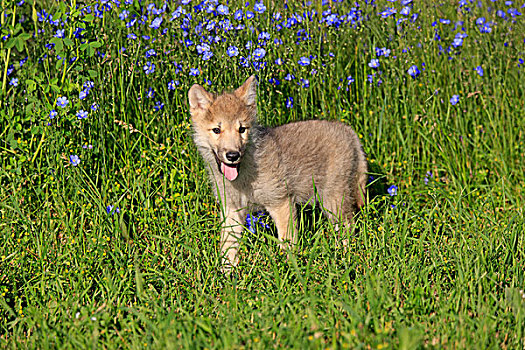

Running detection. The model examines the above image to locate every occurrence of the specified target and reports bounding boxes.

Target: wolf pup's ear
[234,75,257,107]
[188,84,213,114]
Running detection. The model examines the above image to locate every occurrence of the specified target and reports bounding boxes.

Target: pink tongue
[221,162,239,181]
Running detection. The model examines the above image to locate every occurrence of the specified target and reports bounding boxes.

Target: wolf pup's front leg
[220,206,247,270]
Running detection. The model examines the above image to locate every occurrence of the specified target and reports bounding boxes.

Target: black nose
[226,151,240,162]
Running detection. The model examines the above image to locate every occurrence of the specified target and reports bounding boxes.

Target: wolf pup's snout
[225,151,241,162]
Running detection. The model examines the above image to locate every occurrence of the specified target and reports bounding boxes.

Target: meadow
[0,0,524,348]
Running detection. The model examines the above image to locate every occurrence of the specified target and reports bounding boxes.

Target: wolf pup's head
[188,76,257,181]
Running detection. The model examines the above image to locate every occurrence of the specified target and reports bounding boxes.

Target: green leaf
[19,33,32,41]
[63,38,74,47]
[55,59,64,70]
[90,40,103,49]
[50,84,60,93]
[58,2,67,14]
[25,79,36,93]
[50,37,64,53]
[14,37,24,52]
[5,37,16,50]
[87,45,95,57]
[70,9,81,18]
[25,102,35,116]
[83,13,95,22]
[88,70,98,78]
[31,125,42,135]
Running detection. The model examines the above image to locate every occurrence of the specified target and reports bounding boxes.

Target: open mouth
[213,152,240,181]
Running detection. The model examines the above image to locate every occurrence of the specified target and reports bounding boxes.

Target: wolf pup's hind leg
[267,199,297,250]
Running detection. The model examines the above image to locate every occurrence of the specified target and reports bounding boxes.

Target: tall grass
[0,0,524,348]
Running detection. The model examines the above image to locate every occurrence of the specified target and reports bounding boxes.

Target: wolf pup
[189,76,367,268]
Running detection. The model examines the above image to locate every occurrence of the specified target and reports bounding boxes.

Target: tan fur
[188,76,367,269]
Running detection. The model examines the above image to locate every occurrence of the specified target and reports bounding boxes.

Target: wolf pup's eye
[212,128,221,134]
[239,126,246,134]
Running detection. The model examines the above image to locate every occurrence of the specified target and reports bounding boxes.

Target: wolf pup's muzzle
[213,151,241,181]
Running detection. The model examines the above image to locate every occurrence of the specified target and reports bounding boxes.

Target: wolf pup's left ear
[188,84,213,115]
[234,75,257,107]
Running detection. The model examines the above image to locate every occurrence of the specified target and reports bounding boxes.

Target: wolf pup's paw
[220,251,239,274]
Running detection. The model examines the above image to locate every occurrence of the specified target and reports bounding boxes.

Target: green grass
[1,0,524,348]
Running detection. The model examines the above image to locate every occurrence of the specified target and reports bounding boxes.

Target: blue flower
[57,96,69,108]
[269,77,280,85]
[145,49,156,58]
[227,46,239,57]
[474,66,484,76]
[480,23,492,33]
[168,80,177,90]
[254,2,266,14]
[76,110,88,119]
[368,59,380,68]
[245,211,269,233]
[217,4,229,15]
[84,81,94,90]
[387,185,398,196]
[150,16,163,29]
[452,37,463,48]
[70,155,80,166]
[9,78,18,86]
[196,43,210,54]
[286,96,293,108]
[252,48,266,61]
[239,56,249,68]
[450,95,460,105]
[49,109,57,119]
[54,29,65,38]
[407,65,420,78]
[119,10,129,20]
[79,89,88,100]
[379,8,396,18]
[202,51,213,61]
[91,103,99,111]
[300,78,309,88]
[324,14,340,27]
[424,171,433,185]
[258,31,270,41]
[143,61,155,74]
[189,68,200,76]
[246,214,256,234]
[147,88,155,99]
[106,205,120,215]
[154,101,164,111]
[400,6,411,15]
[246,10,254,19]
[375,47,390,57]
[347,76,355,84]
[275,57,283,65]
[234,9,243,20]
[298,56,310,66]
